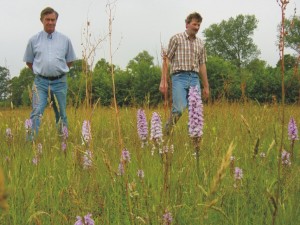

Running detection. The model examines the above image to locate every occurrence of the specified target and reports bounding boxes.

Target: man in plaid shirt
[161,12,209,135]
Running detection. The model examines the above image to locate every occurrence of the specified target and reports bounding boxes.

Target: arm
[159,55,169,94]
[26,62,33,71]
[159,36,177,94]
[66,39,76,69]
[199,63,209,99]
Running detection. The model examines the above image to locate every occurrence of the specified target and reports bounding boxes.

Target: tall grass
[0,101,299,224]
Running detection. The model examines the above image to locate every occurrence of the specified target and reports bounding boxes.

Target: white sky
[1,0,298,77]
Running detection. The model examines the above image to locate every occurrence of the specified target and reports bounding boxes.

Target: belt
[172,70,197,75]
[38,74,65,81]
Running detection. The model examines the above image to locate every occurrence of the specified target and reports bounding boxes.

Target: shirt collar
[184,30,196,40]
[42,30,56,39]
[184,31,189,39]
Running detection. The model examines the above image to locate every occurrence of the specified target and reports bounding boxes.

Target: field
[0,102,299,224]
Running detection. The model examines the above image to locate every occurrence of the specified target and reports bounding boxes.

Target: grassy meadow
[0,101,299,224]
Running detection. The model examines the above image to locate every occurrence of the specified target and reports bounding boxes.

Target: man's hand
[199,63,209,100]
[159,80,168,94]
[160,52,169,95]
[202,86,209,100]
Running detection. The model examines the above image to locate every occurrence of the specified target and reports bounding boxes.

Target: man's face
[186,19,201,37]
[41,12,57,34]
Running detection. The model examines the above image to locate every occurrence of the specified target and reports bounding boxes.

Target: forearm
[159,57,169,94]
[67,62,73,68]
[199,64,209,89]
[26,62,33,71]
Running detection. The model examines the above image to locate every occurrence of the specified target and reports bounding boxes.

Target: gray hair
[40,7,59,21]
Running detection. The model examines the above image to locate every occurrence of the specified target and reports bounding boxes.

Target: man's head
[185,12,202,38]
[40,7,59,34]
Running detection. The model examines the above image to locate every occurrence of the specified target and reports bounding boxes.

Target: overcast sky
[1,0,298,77]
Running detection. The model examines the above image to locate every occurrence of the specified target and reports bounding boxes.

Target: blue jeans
[30,75,68,137]
[172,71,201,116]
[165,71,201,134]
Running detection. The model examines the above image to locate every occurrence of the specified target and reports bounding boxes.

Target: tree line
[0,14,299,107]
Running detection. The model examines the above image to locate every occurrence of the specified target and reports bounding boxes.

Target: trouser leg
[30,78,49,138]
[51,76,68,130]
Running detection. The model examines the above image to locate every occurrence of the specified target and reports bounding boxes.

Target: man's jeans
[30,75,68,137]
[172,71,201,116]
[165,71,201,135]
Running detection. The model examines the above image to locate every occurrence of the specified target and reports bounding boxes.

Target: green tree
[9,77,22,106]
[0,66,10,101]
[92,58,113,106]
[70,59,87,77]
[284,16,300,54]
[67,66,84,107]
[245,59,278,102]
[114,70,134,106]
[284,69,300,103]
[9,67,34,107]
[276,54,297,70]
[126,50,162,106]
[206,56,238,100]
[203,14,260,69]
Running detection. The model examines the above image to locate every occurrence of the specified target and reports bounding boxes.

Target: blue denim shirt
[23,30,76,77]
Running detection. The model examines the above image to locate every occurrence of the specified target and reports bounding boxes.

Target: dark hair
[185,12,202,24]
[40,7,59,21]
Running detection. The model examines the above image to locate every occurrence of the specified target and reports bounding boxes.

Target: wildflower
[150,112,163,143]
[32,156,39,165]
[25,119,33,133]
[74,213,95,225]
[121,148,131,162]
[83,150,92,169]
[137,109,148,144]
[83,213,94,225]
[288,117,298,141]
[161,145,167,154]
[37,143,43,155]
[128,181,139,197]
[259,152,266,158]
[170,144,174,153]
[137,169,144,179]
[188,86,204,138]
[62,125,68,140]
[5,128,13,139]
[161,144,174,154]
[163,211,173,225]
[82,120,92,144]
[151,146,155,156]
[118,162,125,175]
[234,167,243,180]
[230,156,235,162]
[281,150,291,166]
[74,216,83,225]
[61,142,67,152]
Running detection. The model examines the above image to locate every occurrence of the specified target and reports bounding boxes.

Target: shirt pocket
[55,41,67,61]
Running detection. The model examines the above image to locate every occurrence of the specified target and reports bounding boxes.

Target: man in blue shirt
[24,7,76,139]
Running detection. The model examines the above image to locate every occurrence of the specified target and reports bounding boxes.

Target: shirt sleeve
[66,38,77,63]
[167,35,178,60]
[23,39,34,63]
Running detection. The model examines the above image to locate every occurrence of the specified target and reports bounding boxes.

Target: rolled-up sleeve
[167,36,178,60]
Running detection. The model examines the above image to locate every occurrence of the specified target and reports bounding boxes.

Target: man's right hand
[160,53,169,95]
[159,81,168,94]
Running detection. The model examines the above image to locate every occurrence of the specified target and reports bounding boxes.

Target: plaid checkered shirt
[167,31,207,75]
